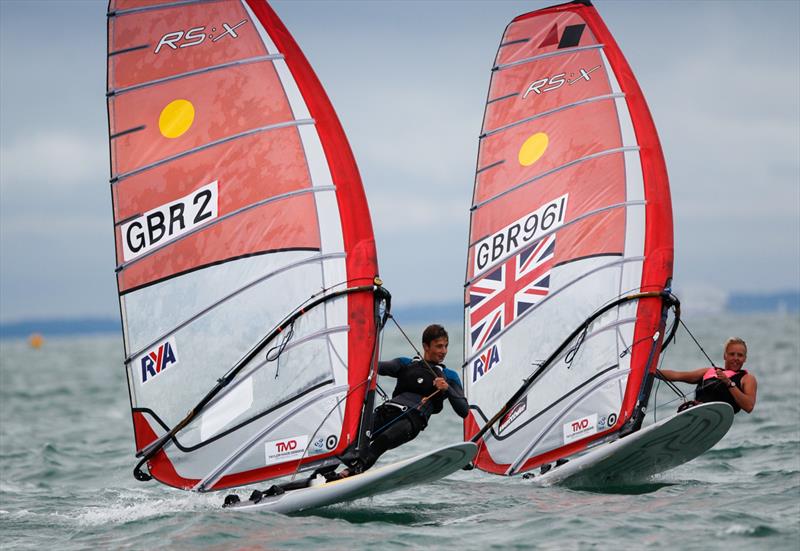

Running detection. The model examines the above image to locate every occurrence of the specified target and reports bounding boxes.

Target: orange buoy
[28,333,44,349]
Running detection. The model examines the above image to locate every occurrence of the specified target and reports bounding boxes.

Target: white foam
[67,491,220,527]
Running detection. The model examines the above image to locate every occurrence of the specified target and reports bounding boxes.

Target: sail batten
[108,55,284,96]
[482,93,624,137]
[474,363,625,443]
[467,203,646,279]
[471,148,639,210]
[463,1,672,475]
[115,185,333,271]
[493,43,604,71]
[132,377,339,454]
[111,119,315,181]
[122,253,345,361]
[193,382,350,491]
[504,371,626,475]
[464,255,645,366]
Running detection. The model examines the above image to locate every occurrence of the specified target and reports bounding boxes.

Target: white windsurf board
[226,441,478,514]
[533,401,734,487]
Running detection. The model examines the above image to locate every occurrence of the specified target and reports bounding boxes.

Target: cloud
[0,130,114,321]
[0,1,797,323]
[1,130,109,232]
[613,2,799,225]
[1,131,107,191]
[370,191,467,233]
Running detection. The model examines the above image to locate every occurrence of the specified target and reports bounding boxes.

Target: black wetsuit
[248,357,469,497]
[359,356,469,470]
[695,369,749,413]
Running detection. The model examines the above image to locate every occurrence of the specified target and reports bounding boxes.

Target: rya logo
[140,337,179,384]
[154,19,249,54]
[473,343,501,384]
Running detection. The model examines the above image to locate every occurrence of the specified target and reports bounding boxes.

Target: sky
[0,0,798,323]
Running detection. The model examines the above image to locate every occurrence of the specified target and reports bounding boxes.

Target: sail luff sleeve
[245,0,379,467]
[579,4,673,421]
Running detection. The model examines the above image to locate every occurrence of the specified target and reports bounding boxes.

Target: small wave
[705,440,783,460]
[702,447,744,460]
[754,469,800,479]
[305,506,424,525]
[722,524,780,537]
[0,479,38,494]
[64,491,220,527]
[1,386,75,401]
[570,481,675,495]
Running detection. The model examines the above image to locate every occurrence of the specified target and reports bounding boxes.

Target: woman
[659,337,757,414]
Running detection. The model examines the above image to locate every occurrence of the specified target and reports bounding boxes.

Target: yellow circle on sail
[518,132,549,166]
[158,99,195,138]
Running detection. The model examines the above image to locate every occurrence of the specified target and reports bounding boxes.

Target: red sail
[108,0,378,490]
[462,1,672,475]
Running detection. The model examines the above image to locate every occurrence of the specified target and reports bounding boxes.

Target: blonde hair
[724,337,747,354]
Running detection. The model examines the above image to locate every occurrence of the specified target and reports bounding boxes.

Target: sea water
[1,314,798,550]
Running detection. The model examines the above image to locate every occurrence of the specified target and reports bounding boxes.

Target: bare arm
[715,370,758,413]
[657,368,707,384]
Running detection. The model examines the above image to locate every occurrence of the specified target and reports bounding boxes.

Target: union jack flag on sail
[469,235,555,351]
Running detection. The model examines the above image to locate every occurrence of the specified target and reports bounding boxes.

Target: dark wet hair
[422,324,448,345]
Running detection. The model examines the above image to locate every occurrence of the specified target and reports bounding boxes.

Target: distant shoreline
[1,291,797,339]
[0,318,123,339]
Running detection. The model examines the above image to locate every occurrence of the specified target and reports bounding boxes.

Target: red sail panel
[109,62,293,177]
[476,97,624,207]
[485,48,611,135]
[468,154,626,280]
[112,129,310,224]
[112,127,316,293]
[494,10,598,67]
[109,1,265,90]
[117,195,320,292]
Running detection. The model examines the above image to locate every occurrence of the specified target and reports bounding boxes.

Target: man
[340,324,469,477]
[237,324,468,501]
[658,337,757,414]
